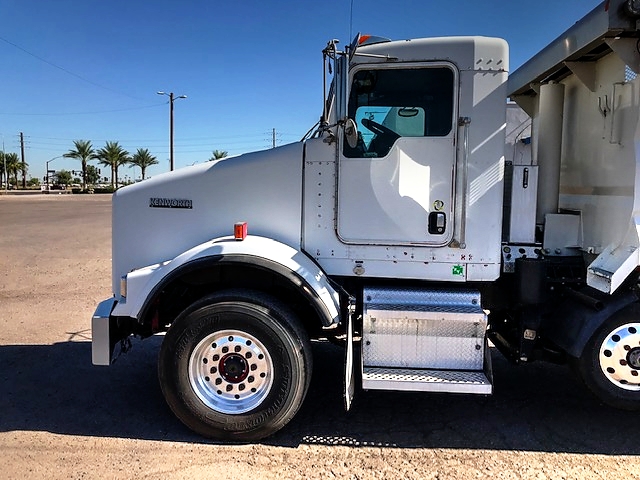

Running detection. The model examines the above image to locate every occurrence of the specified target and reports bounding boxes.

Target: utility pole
[20,132,26,188]
[169,94,175,171]
[272,128,276,149]
[157,91,187,171]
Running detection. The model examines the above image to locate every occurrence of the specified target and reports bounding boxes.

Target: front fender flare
[111,235,341,327]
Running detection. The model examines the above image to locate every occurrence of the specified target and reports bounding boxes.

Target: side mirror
[344,118,359,148]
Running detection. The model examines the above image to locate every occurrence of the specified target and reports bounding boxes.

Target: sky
[1,0,603,182]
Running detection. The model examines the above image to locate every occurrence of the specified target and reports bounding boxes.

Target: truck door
[338,63,457,245]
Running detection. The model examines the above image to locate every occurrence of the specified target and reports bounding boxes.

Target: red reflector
[234,222,247,240]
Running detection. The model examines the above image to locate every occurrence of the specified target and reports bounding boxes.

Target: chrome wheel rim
[189,329,274,414]
[599,322,640,391]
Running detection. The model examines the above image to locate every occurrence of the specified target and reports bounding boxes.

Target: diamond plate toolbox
[362,287,487,370]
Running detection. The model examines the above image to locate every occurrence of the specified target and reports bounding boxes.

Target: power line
[0,35,144,102]
[24,133,293,145]
[0,103,166,116]
[26,144,269,154]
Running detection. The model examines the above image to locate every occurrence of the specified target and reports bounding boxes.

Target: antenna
[349,0,354,41]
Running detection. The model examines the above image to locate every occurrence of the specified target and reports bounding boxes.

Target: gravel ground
[1,194,640,479]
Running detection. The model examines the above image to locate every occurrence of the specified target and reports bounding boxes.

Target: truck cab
[305,35,507,283]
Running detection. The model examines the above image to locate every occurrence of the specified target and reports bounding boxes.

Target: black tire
[574,304,640,410]
[158,289,312,441]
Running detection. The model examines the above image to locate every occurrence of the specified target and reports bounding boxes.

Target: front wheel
[574,304,640,410]
[158,290,312,441]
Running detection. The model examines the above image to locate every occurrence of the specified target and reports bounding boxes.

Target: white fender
[111,235,341,325]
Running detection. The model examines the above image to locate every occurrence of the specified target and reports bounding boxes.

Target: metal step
[362,367,492,394]
[362,287,487,371]
[359,287,493,395]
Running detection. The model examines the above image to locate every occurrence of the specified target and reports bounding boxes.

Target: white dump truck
[92,0,640,441]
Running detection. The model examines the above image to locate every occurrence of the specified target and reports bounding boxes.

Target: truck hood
[111,142,304,294]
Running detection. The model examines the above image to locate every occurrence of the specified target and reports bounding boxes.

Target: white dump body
[509,0,640,293]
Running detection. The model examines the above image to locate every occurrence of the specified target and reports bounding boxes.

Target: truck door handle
[428,212,446,235]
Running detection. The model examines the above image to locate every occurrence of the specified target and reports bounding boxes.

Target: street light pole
[46,155,63,190]
[157,91,187,171]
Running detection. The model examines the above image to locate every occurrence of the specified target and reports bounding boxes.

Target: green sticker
[452,265,464,276]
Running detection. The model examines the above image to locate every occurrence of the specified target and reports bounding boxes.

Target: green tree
[56,169,72,186]
[208,150,228,161]
[5,153,27,188]
[63,140,94,190]
[129,148,158,180]
[27,177,40,187]
[93,141,130,189]
[86,164,100,185]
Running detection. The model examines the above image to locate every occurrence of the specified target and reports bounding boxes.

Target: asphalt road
[1,194,639,479]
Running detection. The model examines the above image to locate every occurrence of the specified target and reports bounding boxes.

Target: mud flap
[344,309,355,411]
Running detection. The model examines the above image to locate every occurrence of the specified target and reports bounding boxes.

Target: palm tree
[0,152,4,188]
[5,153,27,189]
[208,150,228,161]
[93,141,130,189]
[129,148,158,180]
[63,140,94,190]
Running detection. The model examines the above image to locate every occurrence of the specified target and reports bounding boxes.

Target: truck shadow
[0,339,637,454]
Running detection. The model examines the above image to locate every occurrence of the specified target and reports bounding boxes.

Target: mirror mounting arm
[319,117,358,147]
[321,39,348,126]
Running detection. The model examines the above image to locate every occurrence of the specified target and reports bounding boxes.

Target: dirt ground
[1,194,640,479]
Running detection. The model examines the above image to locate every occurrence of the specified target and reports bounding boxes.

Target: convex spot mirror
[344,118,359,148]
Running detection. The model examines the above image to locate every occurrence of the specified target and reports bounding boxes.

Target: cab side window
[343,67,454,158]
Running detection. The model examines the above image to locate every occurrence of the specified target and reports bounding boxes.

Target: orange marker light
[234,222,248,240]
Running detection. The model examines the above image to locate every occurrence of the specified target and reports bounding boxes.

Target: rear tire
[574,304,640,410]
[158,289,312,441]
